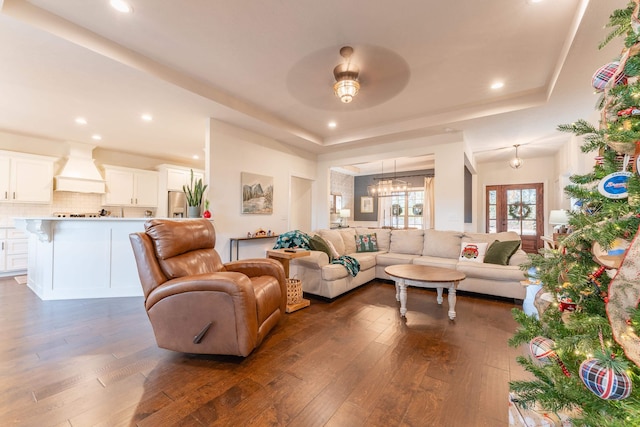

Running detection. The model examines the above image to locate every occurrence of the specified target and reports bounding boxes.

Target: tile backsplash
[0,192,155,227]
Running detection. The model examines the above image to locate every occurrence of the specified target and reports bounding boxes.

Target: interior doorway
[486,183,543,253]
[290,176,313,232]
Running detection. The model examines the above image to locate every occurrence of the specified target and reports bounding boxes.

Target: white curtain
[423,177,435,229]
[377,186,393,227]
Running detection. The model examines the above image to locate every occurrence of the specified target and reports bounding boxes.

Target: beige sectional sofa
[290,227,529,300]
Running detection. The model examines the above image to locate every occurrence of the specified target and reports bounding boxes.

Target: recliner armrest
[145,271,256,310]
[225,258,286,283]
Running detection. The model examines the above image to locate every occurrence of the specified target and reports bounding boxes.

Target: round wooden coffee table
[385,264,466,320]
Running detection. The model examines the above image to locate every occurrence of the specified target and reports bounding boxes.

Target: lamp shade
[340,209,351,218]
[548,209,569,225]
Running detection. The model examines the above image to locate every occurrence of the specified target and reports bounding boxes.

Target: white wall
[554,134,595,210]
[317,132,466,232]
[475,155,556,235]
[206,119,317,261]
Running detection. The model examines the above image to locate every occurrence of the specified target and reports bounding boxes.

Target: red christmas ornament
[203,210,212,219]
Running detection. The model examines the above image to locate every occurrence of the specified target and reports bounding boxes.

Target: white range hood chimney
[54,142,106,194]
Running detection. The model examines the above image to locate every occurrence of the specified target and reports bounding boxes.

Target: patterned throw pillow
[459,242,489,263]
[355,233,378,252]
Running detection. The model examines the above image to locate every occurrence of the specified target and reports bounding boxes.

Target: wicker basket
[286,278,302,305]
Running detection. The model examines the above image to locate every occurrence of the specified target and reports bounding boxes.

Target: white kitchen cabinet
[103,165,158,207]
[166,167,204,191]
[0,151,55,203]
[0,227,28,276]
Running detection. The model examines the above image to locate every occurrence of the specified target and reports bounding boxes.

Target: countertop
[14,217,212,221]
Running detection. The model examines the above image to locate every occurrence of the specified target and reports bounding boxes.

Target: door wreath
[508,202,532,220]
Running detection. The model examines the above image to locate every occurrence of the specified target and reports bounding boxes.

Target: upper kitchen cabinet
[0,151,56,203]
[162,165,204,191]
[102,165,158,207]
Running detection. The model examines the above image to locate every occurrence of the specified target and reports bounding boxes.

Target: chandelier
[367,161,408,197]
[333,46,360,103]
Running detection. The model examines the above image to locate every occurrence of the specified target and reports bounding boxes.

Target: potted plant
[183,169,207,218]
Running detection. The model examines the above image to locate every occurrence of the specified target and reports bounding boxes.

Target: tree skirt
[607,224,640,368]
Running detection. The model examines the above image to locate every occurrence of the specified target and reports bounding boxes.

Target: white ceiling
[0,0,628,170]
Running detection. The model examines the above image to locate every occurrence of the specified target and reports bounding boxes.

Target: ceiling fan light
[334,79,360,103]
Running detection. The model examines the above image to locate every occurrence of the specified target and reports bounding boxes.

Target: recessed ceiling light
[491,82,504,90]
[92,134,102,141]
[141,114,153,122]
[328,121,337,128]
[192,155,199,160]
[75,117,87,125]
[110,0,132,13]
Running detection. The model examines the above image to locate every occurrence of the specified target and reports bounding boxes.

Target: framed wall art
[361,196,374,213]
[241,172,273,214]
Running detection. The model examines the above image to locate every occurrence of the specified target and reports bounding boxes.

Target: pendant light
[509,144,524,169]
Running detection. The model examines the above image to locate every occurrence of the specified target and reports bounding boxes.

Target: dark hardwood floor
[0,276,529,426]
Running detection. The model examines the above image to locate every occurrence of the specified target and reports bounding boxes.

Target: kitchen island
[15,217,180,300]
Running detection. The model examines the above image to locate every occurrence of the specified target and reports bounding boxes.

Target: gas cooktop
[52,212,100,218]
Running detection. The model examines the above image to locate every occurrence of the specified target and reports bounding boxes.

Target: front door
[486,183,543,253]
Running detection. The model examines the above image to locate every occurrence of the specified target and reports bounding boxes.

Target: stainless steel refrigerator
[168,191,187,218]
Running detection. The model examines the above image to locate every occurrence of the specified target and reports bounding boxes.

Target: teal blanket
[332,255,360,277]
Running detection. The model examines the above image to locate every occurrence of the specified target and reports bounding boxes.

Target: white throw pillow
[459,242,489,263]
[325,239,341,259]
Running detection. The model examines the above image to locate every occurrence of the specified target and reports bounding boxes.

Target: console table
[229,234,279,261]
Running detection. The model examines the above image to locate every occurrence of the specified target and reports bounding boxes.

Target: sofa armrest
[291,250,330,269]
[509,250,529,266]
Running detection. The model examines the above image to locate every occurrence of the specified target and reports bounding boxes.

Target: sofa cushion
[423,229,463,258]
[355,233,378,252]
[459,242,489,263]
[509,250,529,266]
[321,263,350,281]
[456,261,527,282]
[390,229,424,255]
[309,234,334,262]
[376,252,417,266]
[339,228,357,255]
[484,240,521,265]
[412,255,458,269]
[350,252,377,270]
[319,229,346,256]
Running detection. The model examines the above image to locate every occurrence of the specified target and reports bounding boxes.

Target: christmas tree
[509,2,640,426]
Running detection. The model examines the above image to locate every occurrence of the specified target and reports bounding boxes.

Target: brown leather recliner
[129,219,286,357]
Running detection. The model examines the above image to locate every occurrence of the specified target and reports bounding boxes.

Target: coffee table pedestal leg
[398,279,408,317]
[447,282,457,320]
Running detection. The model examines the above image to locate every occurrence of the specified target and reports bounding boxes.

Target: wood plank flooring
[0,277,528,426]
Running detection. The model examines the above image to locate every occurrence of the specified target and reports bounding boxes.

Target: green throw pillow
[355,233,378,252]
[309,235,334,261]
[484,240,521,265]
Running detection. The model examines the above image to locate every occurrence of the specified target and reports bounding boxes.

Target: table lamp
[549,209,569,233]
[339,209,351,228]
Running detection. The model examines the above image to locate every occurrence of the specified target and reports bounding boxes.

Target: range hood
[54,142,106,193]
